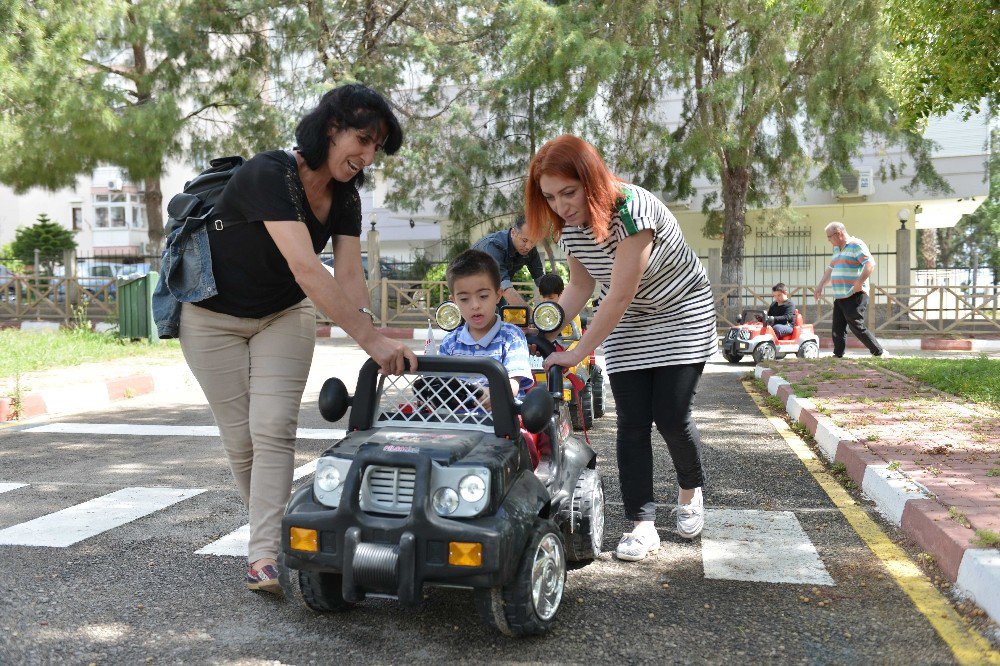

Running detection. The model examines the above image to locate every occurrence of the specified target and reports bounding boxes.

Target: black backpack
[164,156,245,235]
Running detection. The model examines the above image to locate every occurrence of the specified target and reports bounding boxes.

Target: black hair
[513,214,527,230]
[772,282,788,294]
[446,249,502,291]
[294,83,404,188]
[538,272,564,297]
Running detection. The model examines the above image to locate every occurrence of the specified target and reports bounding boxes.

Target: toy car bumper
[281,453,546,605]
[722,338,751,353]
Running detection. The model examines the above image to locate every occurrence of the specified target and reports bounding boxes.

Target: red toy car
[721,309,820,364]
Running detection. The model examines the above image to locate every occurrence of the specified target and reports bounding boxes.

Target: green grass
[0,328,181,379]
[872,356,1000,409]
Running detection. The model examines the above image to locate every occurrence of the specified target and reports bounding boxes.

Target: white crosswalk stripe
[0,487,206,547]
[0,482,28,494]
[195,459,319,557]
[702,508,835,585]
[23,423,347,440]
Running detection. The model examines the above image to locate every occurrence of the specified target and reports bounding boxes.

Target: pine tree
[10,214,77,269]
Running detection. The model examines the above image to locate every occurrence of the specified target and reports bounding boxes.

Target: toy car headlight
[458,474,487,503]
[433,487,460,515]
[435,301,462,331]
[316,465,342,492]
[533,301,564,333]
[314,456,352,508]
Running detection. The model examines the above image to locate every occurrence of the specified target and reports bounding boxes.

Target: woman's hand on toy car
[371,336,418,376]
[543,348,583,372]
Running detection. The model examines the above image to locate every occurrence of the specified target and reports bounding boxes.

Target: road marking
[0,483,28,494]
[0,487,206,548]
[23,423,347,440]
[744,378,1000,665]
[702,508,834,585]
[196,459,318,557]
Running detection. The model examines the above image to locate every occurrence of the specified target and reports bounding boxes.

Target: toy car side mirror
[318,377,352,423]
[736,314,743,324]
[518,386,554,434]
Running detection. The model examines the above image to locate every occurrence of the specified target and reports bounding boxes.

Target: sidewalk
[754,358,1000,626]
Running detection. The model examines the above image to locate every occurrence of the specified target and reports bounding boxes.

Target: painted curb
[320,326,446,341]
[757,365,1000,624]
[1,368,194,422]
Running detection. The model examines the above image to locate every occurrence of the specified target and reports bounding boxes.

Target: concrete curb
[318,326,446,341]
[0,365,196,422]
[753,365,1000,624]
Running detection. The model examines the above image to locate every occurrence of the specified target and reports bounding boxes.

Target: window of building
[93,191,144,228]
[71,206,83,231]
[753,227,812,270]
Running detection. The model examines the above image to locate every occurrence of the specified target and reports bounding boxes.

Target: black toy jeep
[281,310,605,636]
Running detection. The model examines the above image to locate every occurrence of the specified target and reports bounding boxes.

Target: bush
[421,262,450,307]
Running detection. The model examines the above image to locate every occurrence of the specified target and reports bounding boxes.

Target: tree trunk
[720,164,750,292]
[919,228,938,269]
[144,176,165,256]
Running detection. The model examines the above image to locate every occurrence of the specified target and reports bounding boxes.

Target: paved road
[0,342,976,664]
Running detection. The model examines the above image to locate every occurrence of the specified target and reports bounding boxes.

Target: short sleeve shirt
[439,317,534,398]
[195,150,362,318]
[558,184,717,373]
[829,237,873,298]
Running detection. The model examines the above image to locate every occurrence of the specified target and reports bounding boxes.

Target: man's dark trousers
[832,292,883,357]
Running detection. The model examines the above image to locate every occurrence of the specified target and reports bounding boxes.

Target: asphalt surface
[0,342,971,664]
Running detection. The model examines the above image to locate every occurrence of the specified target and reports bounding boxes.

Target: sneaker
[675,488,704,539]
[615,531,660,562]
[246,563,284,595]
[873,350,892,358]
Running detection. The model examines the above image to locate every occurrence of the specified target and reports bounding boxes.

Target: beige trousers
[180,300,315,562]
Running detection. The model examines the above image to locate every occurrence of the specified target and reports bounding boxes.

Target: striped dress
[558,184,717,374]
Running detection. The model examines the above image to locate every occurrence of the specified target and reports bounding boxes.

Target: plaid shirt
[439,316,534,398]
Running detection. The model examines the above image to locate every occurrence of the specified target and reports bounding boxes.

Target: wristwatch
[359,307,376,324]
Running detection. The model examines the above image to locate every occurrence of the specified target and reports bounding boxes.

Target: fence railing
[5,274,998,337]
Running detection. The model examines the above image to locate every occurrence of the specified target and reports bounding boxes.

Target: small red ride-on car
[721,308,819,364]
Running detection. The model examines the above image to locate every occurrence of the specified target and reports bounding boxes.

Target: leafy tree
[883,0,1000,127]
[491,0,949,289]
[10,214,77,269]
[0,0,281,251]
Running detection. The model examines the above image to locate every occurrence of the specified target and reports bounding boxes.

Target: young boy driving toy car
[764,282,796,338]
[438,249,535,409]
[538,272,583,339]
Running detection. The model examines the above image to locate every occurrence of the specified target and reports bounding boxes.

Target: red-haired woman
[527,135,717,562]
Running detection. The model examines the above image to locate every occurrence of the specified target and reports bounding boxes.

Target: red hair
[524,134,622,244]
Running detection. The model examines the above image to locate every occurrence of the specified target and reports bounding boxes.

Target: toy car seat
[780,310,803,341]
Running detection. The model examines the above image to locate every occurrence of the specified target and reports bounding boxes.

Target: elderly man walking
[813,222,885,357]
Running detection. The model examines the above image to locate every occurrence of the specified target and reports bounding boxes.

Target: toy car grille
[361,465,416,515]
[375,372,494,432]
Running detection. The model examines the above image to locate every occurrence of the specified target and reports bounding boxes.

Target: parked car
[51,262,149,301]
[0,264,15,302]
[320,255,400,280]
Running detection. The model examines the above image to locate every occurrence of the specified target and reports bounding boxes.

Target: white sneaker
[675,488,704,539]
[615,531,660,561]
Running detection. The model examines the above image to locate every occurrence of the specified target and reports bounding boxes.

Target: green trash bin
[117,271,159,342]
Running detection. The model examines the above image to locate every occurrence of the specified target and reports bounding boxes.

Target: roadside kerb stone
[753,361,1000,625]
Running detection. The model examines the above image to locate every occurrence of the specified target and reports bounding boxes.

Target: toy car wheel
[723,351,743,364]
[591,367,605,418]
[581,384,594,429]
[298,569,355,613]
[562,468,605,562]
[797,341,819,359]
[475,520,566,637]
[752,342,776,364]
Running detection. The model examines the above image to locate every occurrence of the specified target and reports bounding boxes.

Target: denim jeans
[773,323,793,338]
[832,292,883,356]
[607,362,707,521]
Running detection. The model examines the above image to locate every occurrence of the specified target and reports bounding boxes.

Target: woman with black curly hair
[179,84,418,594]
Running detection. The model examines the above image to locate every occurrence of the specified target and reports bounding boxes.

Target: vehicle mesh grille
[362,466,416,515]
